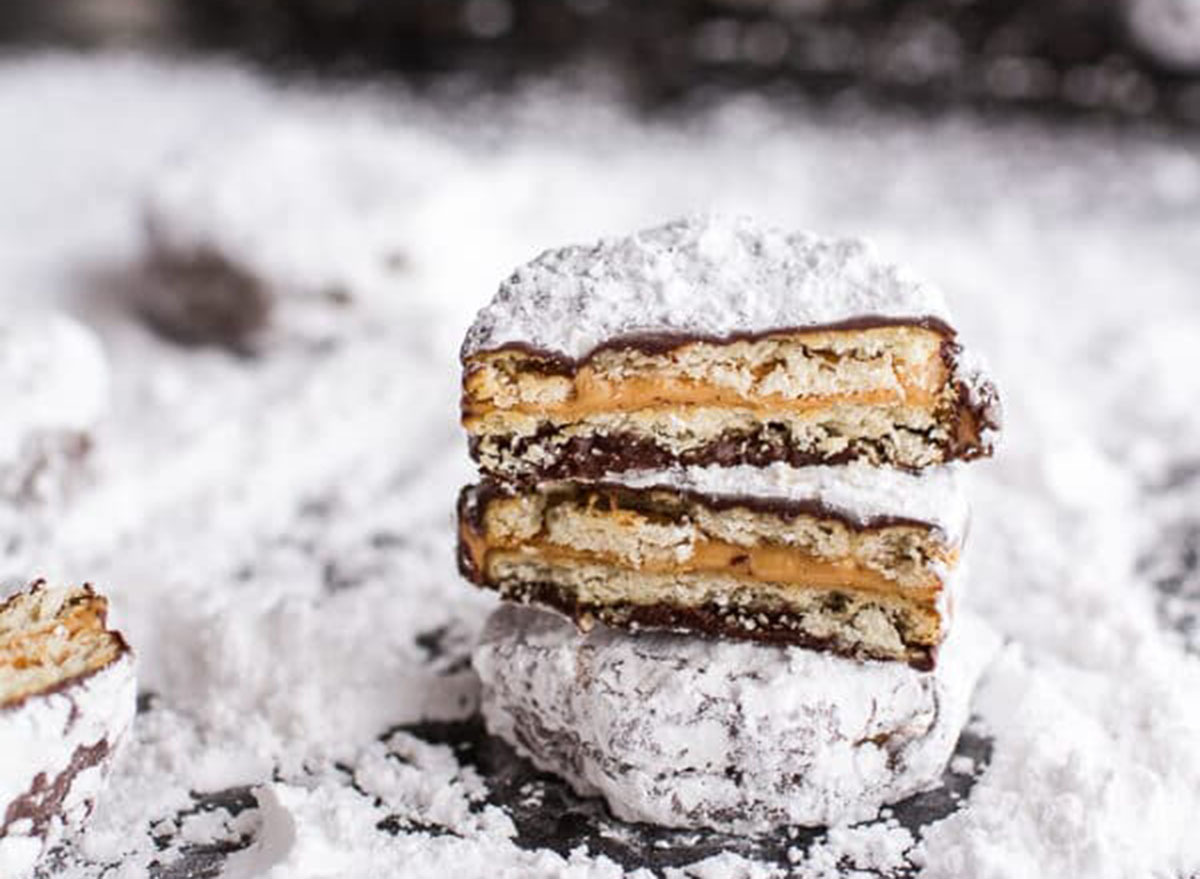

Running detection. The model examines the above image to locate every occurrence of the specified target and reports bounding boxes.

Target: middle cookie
[459,462,967,669]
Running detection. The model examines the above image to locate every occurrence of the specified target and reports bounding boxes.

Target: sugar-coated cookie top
[613,461,969,543]
[463,214,953,361]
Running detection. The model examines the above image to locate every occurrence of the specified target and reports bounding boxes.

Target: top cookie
[463,214,951,362]
[461,216,1000,480]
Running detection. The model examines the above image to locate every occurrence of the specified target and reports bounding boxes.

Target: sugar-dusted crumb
[949,755,976,775]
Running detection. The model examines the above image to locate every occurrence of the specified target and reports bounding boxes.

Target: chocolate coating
[470,416,991,484]
[461,316,958,369]
[477,579,937,671]
[2,739,110,840]
[459,479,944,537]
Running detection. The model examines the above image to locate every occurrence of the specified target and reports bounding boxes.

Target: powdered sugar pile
[1,52,1198,879]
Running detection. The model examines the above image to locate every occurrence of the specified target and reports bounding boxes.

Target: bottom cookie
[473,604,995,833]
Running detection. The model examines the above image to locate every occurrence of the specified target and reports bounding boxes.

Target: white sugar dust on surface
[2,52,1200,878]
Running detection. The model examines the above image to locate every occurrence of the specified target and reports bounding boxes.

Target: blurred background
[7,0,1200,125]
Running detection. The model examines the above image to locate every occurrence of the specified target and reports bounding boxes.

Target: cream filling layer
[463,327,950,421]
[474,488,955,592]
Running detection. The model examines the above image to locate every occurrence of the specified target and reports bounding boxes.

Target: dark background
[6,0,1200,127]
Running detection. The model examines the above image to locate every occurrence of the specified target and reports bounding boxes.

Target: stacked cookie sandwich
[459,216,1000,830]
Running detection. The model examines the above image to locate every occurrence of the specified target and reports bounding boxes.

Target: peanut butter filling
[0,589,123,707]
[461,521,942,605]
[463,327,950,422]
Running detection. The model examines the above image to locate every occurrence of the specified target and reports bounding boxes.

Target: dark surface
[142,714,992,879]
[5,0,1200,128]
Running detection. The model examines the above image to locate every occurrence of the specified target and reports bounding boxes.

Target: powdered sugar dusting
[462,215,953,362]
[0,647,136,877]
[613,462,969,543]
[474,605,996,833]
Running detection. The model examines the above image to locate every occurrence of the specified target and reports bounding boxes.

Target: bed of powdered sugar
[2,52,1200,879]
[474,605,997,833]
[461,214,954,362]
[613,462,969,544]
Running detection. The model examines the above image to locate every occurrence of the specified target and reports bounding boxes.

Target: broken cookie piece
[462,215,1000,482]
[459,462,966,669]
[0,583,136,876]
[474,604,995,832]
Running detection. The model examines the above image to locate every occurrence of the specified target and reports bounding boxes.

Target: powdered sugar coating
[474,605,996,833]
[462,215,954,362]
[0,650,136,878]
[609,461,969,544]
[0,313,108,470]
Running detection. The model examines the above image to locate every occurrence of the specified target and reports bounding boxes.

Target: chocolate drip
[2,738,111,840]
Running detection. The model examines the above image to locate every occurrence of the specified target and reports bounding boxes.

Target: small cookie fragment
[461,215,1000,481]
[0,582,136,876]
[0,314,108,506]
[459,463,966,669]
[473,604,994,833]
